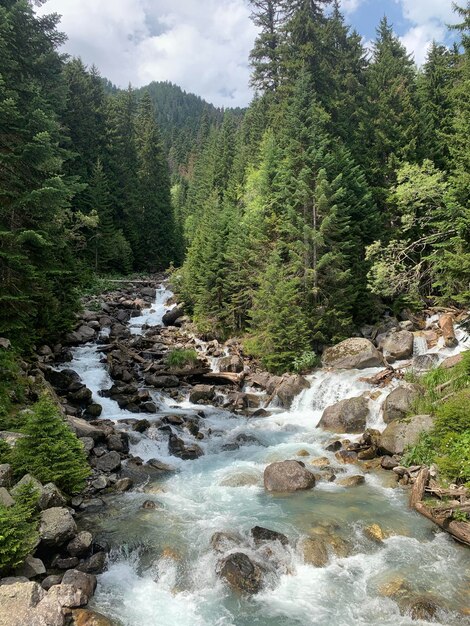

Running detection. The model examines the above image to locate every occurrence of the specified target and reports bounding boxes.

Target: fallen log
[425,485,469,499]
[410,467,430,509]
[202,372,245,386]
[415,501,470,547]
[358,368,397,386]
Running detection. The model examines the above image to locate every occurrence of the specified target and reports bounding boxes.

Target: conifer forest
[1,2,470,625]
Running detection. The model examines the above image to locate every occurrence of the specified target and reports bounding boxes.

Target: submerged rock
[300,537,329,567]
[251,526,288,546]
[264,460,316,492]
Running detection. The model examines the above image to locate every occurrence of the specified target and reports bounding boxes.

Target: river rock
[379,414,434,456]
[70,608,115,626]
[41,575,63,591]
[337,475,365,487]
[219,471,261,487]
[94,451,121,472]
[162,306,184,327]
[251,526,288,546]
[322,338,384,370]
[382,384,421,423]
[318,396,369,433]
[67,418,105,442]
[189,385,215,404]
[218,553,264,595]
[219,355,244,373]
[76,552,107,575]
[274,375,310,409]
[44,368,81,392]
[66,325,96,345]
[114,477,133,492]
[412,353,439,372]
[440,353,463,369]
[264,460,316,492]
[145,375,180,388]
[38,483,66,510]
[67,532,93,557]
[0,464,12,488]
[381,455,400,470]
[0,581,45,626]
[168,434,203,460]
[404,596,441,621]
[60,570,96,605]
[106,432,129,454]
[364,523,386,543]
[39,507,77,547]
[300,537,329,567]
[14,555,46,579]
[377,330,414,362]
[211,531,244,553]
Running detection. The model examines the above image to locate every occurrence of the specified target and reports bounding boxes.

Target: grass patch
[402,351,470,485]
[166,348,199,369]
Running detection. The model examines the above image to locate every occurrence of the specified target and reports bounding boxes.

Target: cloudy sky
[37,0,458,108]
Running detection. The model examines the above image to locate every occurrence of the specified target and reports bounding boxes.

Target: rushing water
[65,288,470,626]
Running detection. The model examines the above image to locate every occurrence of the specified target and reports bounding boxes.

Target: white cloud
[397,0,456,64]
[340,0,365,15]
[37,0,257,107]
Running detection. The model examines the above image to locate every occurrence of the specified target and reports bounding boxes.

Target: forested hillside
[175,0,470,372]
[1,0,469,372]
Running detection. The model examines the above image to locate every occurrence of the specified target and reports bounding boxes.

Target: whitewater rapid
[65,288,470,626]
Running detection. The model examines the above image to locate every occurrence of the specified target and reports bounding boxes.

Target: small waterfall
[413,335,428,356]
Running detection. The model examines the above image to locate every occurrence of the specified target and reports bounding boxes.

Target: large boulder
[382,384,421,423]
[94,451,121,473]
[0,464,12,488]
[412,353,439,373]
[219,355,244,373]
[44,369,81,393]
[274,375,310,409]
[145,374,180,389]
[162,306,184,327]
[60,570,96,605]
[168,434,203,460]
[318,396,369,433]
[0,581,45,626]
[66,325,96,345]
[439,313,458,348]
[379,414,434,456]
[218,553,264,595]
[67,418,105,442]
[39,507,77,548]
[322,338,384,370]
[264,460,316,492]
[70,609,115,626]
[377,330,414,362]
[189,385,215,404]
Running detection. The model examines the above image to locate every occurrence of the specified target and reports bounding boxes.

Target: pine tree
[12,395,90,495]
[249,0,285,94]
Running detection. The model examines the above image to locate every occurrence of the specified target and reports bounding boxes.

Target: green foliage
[403,352,470,484]
[0,483,40,575]
[166,348,199,369]
[292,351,320,374]
[11,396,90,495]
[0,350,27,431]
[0,439,11,465]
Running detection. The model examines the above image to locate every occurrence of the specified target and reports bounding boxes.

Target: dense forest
[1,0,469,372]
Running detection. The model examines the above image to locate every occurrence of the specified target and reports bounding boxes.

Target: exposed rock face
[39,507,77,547]
[322,338,384,370]
[264,460,316,492]
[377,330,414,362]
[382,384,421,423]
[274,375,310,409]
[218,552,264,594]
[318,396,369,433]
[379,414,434,456]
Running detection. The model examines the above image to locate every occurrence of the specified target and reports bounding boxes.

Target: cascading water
[63,290,470,626]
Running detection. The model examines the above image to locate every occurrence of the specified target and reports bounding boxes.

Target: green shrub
[435,432,470,484]
[0,439,11,465]
[0,350,27,431]
[166,348,199,369]
[0,483,39,575]
[11,395,90,494]
[402,431,435,467]
[292,351,320,374]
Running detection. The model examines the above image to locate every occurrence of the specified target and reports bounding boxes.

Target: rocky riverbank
[1,277,469,625]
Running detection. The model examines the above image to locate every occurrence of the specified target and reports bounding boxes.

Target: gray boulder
[0,581,45,626]
[322,338,384,370]
[67,417,105,442]
[0,488,14,507]
[162,306,184,327]
[189,385,215,404]
[377,329,414,362]
[382,384,421,423]
[38,483,66,510]
[14,556,46,579]
[379,414,434,456]
[145,374,180,388]
[219,355,244,373]
[264,460,316,492]
[66,531,93,558]
[274,375,310,409]
[412,353,440,373]
[39,507,77,547]
[66,325,96,345]
[94,451,121,473]
[318,396,369,433]
[60,570,96,605]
